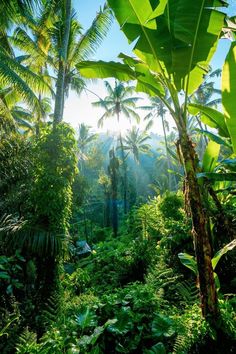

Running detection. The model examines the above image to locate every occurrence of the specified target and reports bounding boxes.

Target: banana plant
[77,0,230,320]
[178,239,236,290]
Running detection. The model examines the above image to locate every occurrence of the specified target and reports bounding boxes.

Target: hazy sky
[63,1,236,135]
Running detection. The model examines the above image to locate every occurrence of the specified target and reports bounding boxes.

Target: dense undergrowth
[1,193,235,353]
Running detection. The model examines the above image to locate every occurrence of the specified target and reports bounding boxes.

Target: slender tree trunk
[178,127,218,319]
[53,0,71,126]
[108,149,119,237]
[119,134,128,214]
[104,190,111,227]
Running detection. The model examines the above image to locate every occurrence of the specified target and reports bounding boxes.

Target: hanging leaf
[188,103,229,137]
[77,60,137,81]
[202,140,220,172]
[222,42,236,153]
[178,253,198,275]
[195,129,232,149]
[212,239,236,270]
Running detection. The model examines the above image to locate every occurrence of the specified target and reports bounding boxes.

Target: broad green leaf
[119,55,165,96]
[152,314,175,338]
[77,60,137,81]
[75,308,97,330]
[212,239,236,270]
[107,307,133,334]
[134,63,165,97]
[202,140,220,172]
[221,158,236,172]
[171,0,226,93]
[188,103,229,137]
[108,0,226,93]
[178,253,198,275]
[196,129,232,149]
[197,172,236,181]
[222,42,236,153]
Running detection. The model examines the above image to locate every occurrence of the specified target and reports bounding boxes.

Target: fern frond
[15,328,38,354]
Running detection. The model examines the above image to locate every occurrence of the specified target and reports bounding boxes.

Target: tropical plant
[77,123,97,169]
[51,1,112,125]
[123,126,151,164]
[139,95,178,190]
[108,148,119,236]
[93,80,141,128]
[77,0,230,320]
[93,80,142,213]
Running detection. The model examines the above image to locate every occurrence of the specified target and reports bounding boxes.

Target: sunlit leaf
[222,42,236,153]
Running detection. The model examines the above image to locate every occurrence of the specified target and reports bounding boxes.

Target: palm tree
[93,80,141,127]
[10,0,57,135]
[123,126,151,164]
[122,127,151,203]
[108,148,119,237]
[51,2,112,125]
[93,80,142,213]
[0,41,50,130]
[191,68,222,108]
[0,85,52,135]
[10,1,112,127]
[139,95,176,190]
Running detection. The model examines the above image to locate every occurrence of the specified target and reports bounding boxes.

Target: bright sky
[64,0,236,135]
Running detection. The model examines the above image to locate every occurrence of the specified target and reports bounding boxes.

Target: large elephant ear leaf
[170,0,227,94]
[108,0,226,94]
[107,0,169,74]
[222,42,236,153]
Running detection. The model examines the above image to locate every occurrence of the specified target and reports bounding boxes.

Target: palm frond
[71,5,112,64]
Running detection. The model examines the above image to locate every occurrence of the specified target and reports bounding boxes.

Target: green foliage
[0,251,25,296]
[172,304,209,354]
[158,193,183,221]
[84,236,154,293]
[32,122,78,234]
[0,132,33,216]
[15,328,38,354]
[222,42,236,153]
[217,297,236,339]
[62,267,91,295]
[178,253,198,275]
[129,193,191,252]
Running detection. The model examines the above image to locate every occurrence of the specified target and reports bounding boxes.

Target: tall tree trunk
[104,190,111,227]
[119,134,128,214]
[108,149,119,237]
[178,127,218,319]
[53,0,71,126]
